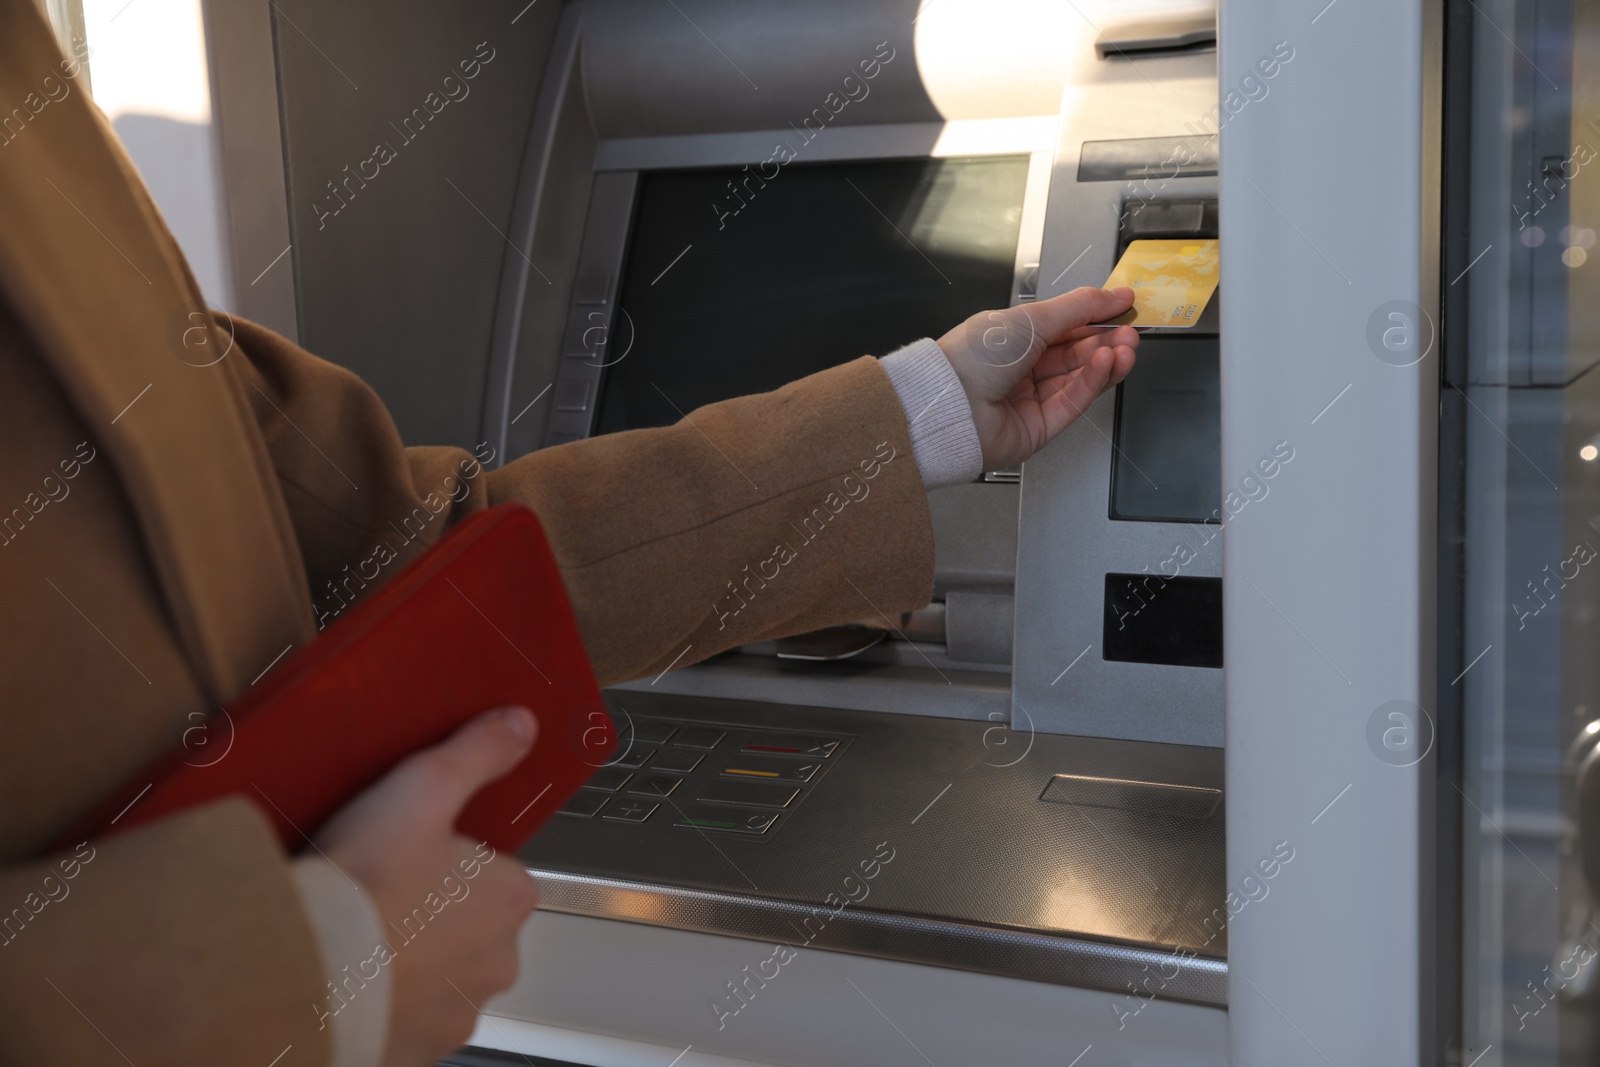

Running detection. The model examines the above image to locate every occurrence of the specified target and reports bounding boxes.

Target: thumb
[405,706,538,819]
[1020,286,1135,345]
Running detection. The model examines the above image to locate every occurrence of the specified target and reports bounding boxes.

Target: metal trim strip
[528,868,1229,1007]
[481,3,585,463]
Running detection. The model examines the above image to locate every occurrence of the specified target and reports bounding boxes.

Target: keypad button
[558,791,608,818]
[673,803,779,835]
[629,720,677,745]
[720,756,821,783]
[601,798,658,823]
[582,767,633,793]
[628,774,682,798]
[649,749,703,774]
[698,780,800,808]
[741,733,840,758]
[673,726,726,750]
[608,744,654,770]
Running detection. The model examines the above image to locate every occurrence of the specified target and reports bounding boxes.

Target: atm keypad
[570,717,847,836]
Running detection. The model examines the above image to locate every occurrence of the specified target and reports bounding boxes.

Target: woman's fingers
[1037,344,1137,437]
[1034,326,1140,378]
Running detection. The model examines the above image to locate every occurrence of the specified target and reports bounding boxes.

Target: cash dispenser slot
[1103,573,1224,669]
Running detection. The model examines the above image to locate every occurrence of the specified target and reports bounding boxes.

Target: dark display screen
[1109,335,1221,523]
[1102,573,1223,669]
[594,155,1029,433]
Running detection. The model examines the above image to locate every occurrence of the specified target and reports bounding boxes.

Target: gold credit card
[1095,239,1219,328]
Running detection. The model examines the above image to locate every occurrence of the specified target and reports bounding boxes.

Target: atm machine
[472,4,1230,1063]
[209,0,1436,1063]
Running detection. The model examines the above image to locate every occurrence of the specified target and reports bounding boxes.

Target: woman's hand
[317,707,542,1067]
[937,286,1140,470]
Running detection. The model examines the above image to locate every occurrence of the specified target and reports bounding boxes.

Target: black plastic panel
[595,156,1028,433]
[1109,338,1221,523]
[1102,573,1223,668]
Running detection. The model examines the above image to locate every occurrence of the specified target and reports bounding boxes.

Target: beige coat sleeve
[232,316,938,686]
[0,2,930,1062]
[0,310,937,1067]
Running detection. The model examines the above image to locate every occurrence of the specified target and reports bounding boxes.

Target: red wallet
[55,503,614,854]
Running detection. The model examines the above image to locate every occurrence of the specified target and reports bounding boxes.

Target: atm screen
[1109,336,1221,523]
[593,155,1030,434]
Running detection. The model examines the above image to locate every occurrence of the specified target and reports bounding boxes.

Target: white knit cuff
[292,857,391,1067]
[879,337,984,489]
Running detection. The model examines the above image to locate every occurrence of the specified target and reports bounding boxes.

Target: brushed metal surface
[203,0,298,340]
[269,0,562,450]
[540,170,635,448]
[579,0,1067,140]
[613,648,1009,721]
[482,912,1230,1067]
[522,691,1227,1001]
[1012,35,1225,748]
[529,869,1227,1007]
[483,4,586,464]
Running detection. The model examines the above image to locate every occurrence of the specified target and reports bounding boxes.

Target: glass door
[1450,0,1600,1062]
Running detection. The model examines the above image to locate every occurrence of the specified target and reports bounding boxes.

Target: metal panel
[531,870,1227,1005]
[1012,364,1225,746]
[1219,1,1438,1064]
[482,4,586,464]
[577,0,1073,139]
[540,171,635,447]
[591,118,1059,171]
[523,692,1228,1002]
[479,912,1229,1067]
[269,0,562,450]
[1013,34,1225,747]
[614,655,1010,721]
[201,0,297,339]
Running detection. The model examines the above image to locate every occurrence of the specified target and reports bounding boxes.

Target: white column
[1220,0,1438,1062]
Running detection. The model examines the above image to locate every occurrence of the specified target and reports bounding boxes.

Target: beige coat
[0,3,936,1063]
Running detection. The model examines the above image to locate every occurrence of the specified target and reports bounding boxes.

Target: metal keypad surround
[558,713,848,839]
[525,691,1228,1005]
